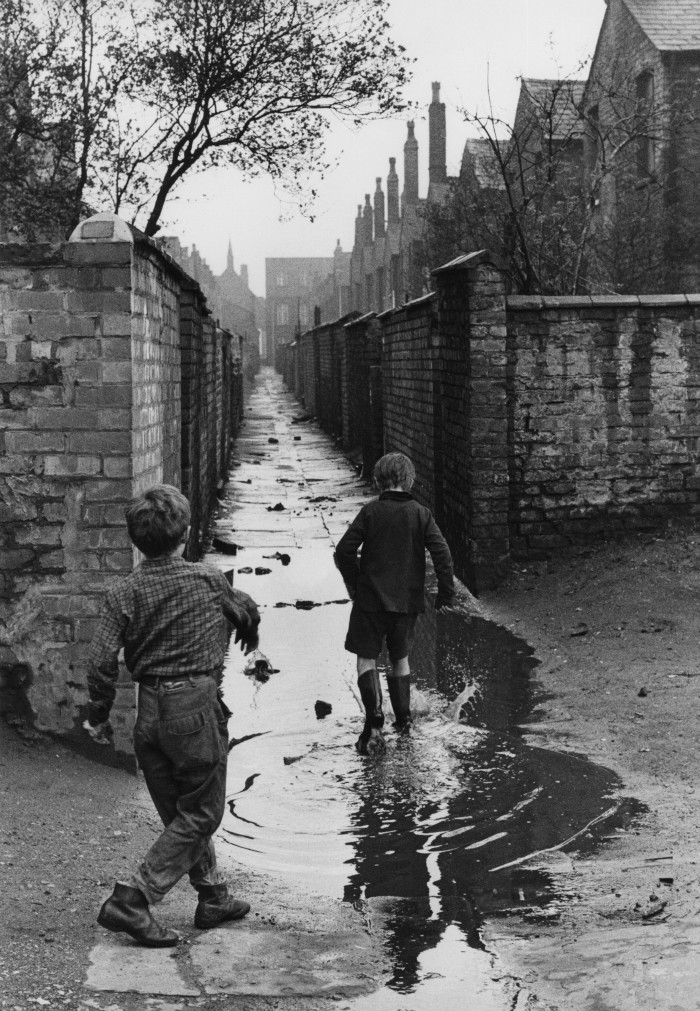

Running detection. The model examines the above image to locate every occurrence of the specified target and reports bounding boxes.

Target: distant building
[265,253,350,365]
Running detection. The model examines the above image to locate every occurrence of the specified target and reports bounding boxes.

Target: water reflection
[219,550,639,997]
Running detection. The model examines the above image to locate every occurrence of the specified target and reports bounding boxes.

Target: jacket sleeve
[333,509,366,598]
[86,592,125,725]
[424,514,456,606]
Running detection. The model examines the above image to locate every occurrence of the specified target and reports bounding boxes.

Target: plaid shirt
[86,556,259,725]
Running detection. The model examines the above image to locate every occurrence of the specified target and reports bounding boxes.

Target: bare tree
[0,0,410,238]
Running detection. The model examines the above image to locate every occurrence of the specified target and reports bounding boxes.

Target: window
[636,72,656,178]
[276,273,286,287]
[299,304,309,326]
[276,303,289,325]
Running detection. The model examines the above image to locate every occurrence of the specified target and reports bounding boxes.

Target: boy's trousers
[131,676,228,904]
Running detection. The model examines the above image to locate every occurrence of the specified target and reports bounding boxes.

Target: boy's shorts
[345,606,417,662]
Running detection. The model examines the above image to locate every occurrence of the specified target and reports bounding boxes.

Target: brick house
[582,0,700,292]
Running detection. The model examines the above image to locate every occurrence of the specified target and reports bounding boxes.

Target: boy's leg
[387,658,412,730]
[386,616,417,730]
[345,607,386,755]
[356,657,386,755]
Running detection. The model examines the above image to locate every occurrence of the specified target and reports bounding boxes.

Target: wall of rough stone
[0,226,246,759]
[280,252,700,593]
[507,292,700,557]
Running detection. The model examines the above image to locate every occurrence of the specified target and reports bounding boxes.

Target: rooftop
[621,0,700,51]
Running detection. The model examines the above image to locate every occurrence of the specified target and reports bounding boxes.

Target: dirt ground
[3,516,700,1009]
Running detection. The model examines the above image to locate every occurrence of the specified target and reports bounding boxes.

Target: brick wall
[280,251,700,594]
[0,222,247,760]
[381,295,439,513]
[507,292,700,556]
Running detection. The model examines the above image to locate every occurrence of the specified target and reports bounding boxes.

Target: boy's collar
[379,490,413,501]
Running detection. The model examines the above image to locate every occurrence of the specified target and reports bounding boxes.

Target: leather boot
[194,884,251,929]
[356,668,385,755]
[97,883,179,947]
[387,675,412,730]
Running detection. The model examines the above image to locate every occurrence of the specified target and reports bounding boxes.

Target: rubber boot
[194,884,251,929]
[387,675,412,731]
[97,883,179,947]
[356,668,386,755]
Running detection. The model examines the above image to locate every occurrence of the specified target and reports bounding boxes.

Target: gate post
[432,251,510,591]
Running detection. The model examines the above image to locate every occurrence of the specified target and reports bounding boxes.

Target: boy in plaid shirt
[86,484,260,947]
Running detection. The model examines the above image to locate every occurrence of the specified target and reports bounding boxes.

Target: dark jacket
[334,491,455,613]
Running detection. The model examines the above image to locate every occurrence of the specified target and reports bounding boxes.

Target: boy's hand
[83,719,113,745]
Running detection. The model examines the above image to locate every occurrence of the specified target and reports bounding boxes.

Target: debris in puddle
[638,687,648,697]
[294,600,319,610]
[212,537,239,554]
[238,567,253,574]
[255,567,272,575]
[641,899,668,920]
[570,622,589,637]
[274,602,291,608]
[283,755,304,765]
[267,502,286,511]
[263,552,291,565]
[308,495,339,504]
[315,700,333,718]
[291,413,312,423]
[268,437,279,444]
[294,435,301,441]
[243,650,278,682]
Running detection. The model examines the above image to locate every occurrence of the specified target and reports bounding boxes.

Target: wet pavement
[86,367,639,1008]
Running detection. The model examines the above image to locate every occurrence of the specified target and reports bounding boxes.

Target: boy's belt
[137,673,213,687]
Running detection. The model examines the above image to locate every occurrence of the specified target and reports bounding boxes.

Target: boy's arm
[424,515,456,608]
[333,511,365,599]
[86,594,125,727]
[222,582,261,653]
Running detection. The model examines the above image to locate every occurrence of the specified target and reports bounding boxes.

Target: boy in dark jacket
[334,453,455,754]
[86,484,260,947]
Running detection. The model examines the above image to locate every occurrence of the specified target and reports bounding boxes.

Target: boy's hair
[125,485,190,558]
[373,452,415,492]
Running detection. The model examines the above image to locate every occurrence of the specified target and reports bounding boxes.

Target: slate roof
[460,138,505,190]
[621,0,700,51]
[519,79,587,139]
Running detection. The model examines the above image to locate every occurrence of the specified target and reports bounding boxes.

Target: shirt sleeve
[86,591,126,725]
[221,578,261,632]
[333,508,366,598]
[424,513,456,605]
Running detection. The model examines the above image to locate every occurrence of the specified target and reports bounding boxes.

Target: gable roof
[621,0,700,51]
[460,138,505,190]
[518,79,587,140]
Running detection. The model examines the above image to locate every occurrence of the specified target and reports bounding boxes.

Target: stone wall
[507,292,700,557]
[280,251,700,593]
[0,220,247,759]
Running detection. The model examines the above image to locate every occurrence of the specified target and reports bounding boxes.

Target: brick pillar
[432,251,510,591]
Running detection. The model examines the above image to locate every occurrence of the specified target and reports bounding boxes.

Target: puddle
[213,542,641,1002]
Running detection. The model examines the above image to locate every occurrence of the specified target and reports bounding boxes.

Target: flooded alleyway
[87,367,636,1009]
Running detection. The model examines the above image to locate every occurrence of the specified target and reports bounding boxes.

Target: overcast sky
[160,0,607,296]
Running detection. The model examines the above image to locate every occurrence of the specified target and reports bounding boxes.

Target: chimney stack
[354,204,363,247]
[374,178,385,239]
[363,194,373,245]
[403,121,419,206]
[429,82,447,185]
[240,264,249,287]
[387,157,400,224]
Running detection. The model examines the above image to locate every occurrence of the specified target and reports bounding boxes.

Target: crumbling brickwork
[0,226,246,756]
[281,252,700,593]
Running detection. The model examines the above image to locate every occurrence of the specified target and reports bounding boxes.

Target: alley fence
[0,215,256,756]
[279,251,700,594]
